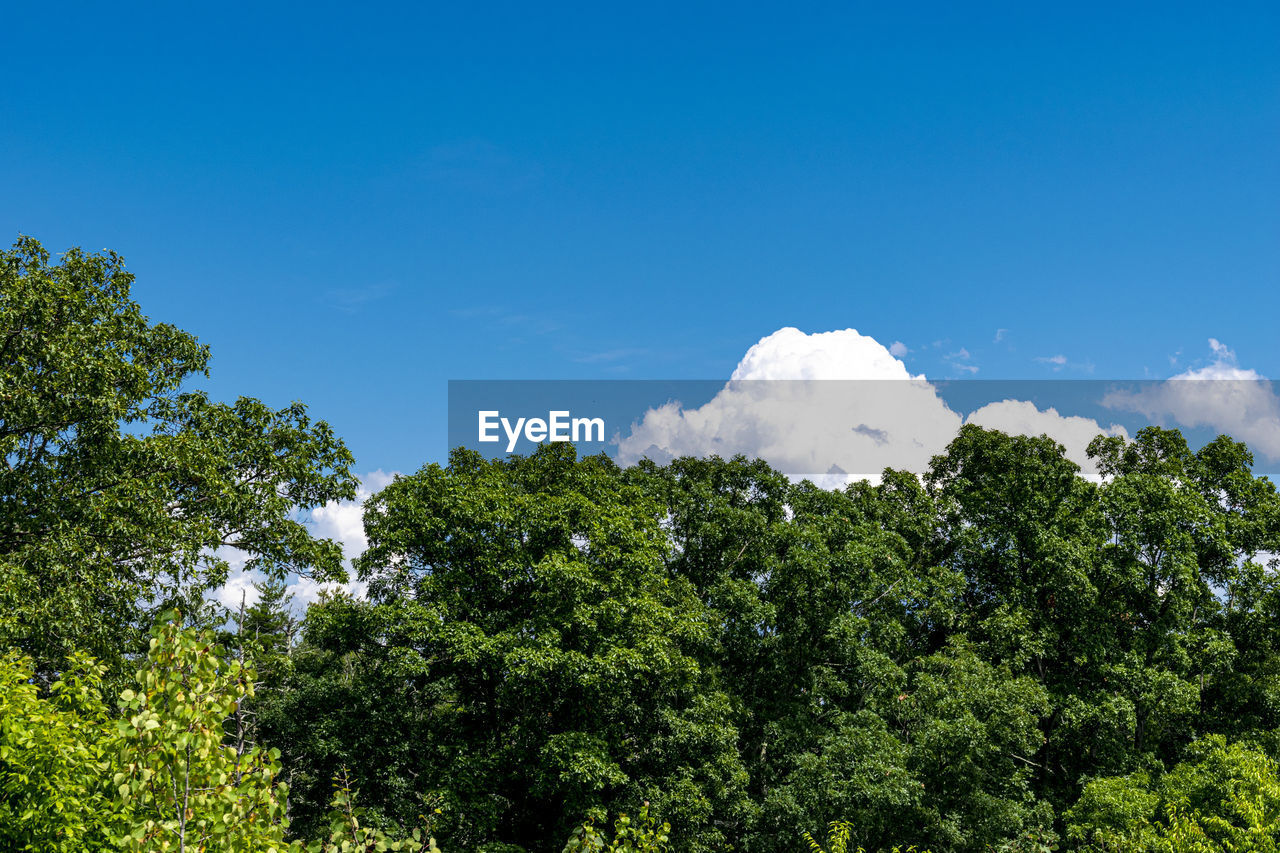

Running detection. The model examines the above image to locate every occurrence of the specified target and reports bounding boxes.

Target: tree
[0,649,115,851]
[0,615,296,852]
[108,616,297,853]
[238,578,300,666]
[1066,736,1280,851]
[0,614,441,853]
[562,805,671,853]
[266,445,753,852]
[0,236,357,683]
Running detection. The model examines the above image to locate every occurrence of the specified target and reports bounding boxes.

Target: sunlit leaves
[0,236,357,681]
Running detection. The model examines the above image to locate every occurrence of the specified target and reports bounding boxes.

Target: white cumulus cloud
[619,325,1131,484]
[617,328,957,484]
[615,327,1129,486]
[728,327,918,381]
[966,400,1127,478]
[211,547,257,610]
[1104,340,1280,461]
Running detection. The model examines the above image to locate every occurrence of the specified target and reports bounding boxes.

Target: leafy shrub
[0,615,440,853]
[562,805,671,853]
[1066,737,1280,852]
[801,820,931,853]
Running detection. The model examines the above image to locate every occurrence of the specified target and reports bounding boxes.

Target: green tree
[254,593,436,842]
[562,804,670,853]
[1,614,441,853]
[108,616,297,852]
[257,427,1280,852]
[1083,430,1280,774]
[0,649,116,851]
[237,577,300,668]
[1067,736,1280,851]
[267,445,752,852]
[627,452,1051,852]
[0,615,297,852]
[0,236,357,683]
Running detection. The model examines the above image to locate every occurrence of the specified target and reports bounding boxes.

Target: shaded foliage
[264,426,1280,852]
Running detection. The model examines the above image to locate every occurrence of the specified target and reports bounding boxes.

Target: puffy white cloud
[617,328,961,484]
[288,469,399,604]
[616,327,1130,486]
[320,470,396,561]
[1103,340,1280,461]
[965,400,1127,477]
[310,468,395,562]
[889,341,909,357]
[309,499,367,563]
[728,327,919,381]
[288,574,370,608]
[211,547,257,610]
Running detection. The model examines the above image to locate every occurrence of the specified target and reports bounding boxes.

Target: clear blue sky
[4,3,1277,475]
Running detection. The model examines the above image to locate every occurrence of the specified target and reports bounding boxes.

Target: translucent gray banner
[448,379,1280,481]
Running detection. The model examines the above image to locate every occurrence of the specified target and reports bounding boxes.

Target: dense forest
[6,238,1280,852]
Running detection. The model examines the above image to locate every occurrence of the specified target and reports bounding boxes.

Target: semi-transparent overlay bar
[448,380,1280,480]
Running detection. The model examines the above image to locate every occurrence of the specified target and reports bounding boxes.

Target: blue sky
[4,2,1278,477]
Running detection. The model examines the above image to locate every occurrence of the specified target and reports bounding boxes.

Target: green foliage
[1067,737,1280,851]
[562,805,671,853]
[14,236,1280,852]
[265,446,751,851]
[801,820,931,853]
[803,820,856,853]
[305,769,442,853]
[260,428,1280,852]
[231,576,300,674]
[0,649,115,851]
[0,615,441,853]
[0,613,300,851]
[0,236,357,683]
[107,614,296,852]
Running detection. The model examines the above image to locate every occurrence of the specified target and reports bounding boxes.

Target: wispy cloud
[945,347,978,374]
[449,306,565,338]
[416,140,543,194]
[326,282,395,313]
[571,347,650,365]
[1034,353,1094,373]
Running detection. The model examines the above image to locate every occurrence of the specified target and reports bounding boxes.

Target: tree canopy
[0,236,357,681]
[259,428,1280,852]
